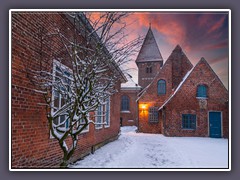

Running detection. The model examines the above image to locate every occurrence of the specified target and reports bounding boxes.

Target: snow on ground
[70,126,228,168]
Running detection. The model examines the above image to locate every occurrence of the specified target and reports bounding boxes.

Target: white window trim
[51,60,72,134]
[95,105,104,129]
[77,114,90,134]
[104,97,111,128]
[120,110,131,113]
[50,60,89,138]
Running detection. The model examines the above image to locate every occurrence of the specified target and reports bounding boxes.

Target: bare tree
[26,12,142,168]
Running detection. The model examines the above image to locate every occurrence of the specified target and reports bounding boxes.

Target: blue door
[209,112,222,138]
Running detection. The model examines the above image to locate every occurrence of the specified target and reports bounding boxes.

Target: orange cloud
[131,13,186,47]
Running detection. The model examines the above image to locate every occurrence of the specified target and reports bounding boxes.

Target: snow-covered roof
[158,68,194,110]
[135,27,163,63]
[121,74,141,90]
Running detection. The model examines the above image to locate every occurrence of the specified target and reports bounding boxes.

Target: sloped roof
[158,57,227,110]
[121,74,141,90]
[158,68,194,110]
[135,27,163,63]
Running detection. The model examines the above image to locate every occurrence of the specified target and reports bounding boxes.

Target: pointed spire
[136,26,163,63]
[173,44,182,52]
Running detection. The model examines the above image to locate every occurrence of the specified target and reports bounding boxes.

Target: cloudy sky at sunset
[91,11,229,88]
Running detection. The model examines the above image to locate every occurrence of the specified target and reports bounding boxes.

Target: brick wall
[137,61,162,89]
[138,45,193,134]
[11,12,122,168]
[120,89,139,126]
[162,59,228,138]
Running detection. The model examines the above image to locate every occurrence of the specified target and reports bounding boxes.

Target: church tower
[136,25,163,89]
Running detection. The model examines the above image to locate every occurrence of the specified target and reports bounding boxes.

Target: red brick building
[120,76,141,126]
[11,12,127,168]
[121,26,229,138]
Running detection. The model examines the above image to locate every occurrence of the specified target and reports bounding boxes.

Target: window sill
[121,111,131,113]
[196,97,208,99]
[95,126,103,130]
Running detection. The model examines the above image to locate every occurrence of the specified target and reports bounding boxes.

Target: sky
[89,11,229,89]
[116,12,229,89]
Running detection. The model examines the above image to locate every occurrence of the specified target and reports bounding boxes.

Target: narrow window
[105,97,110,127]
[95,105,103,129]
[182,114,196,129]
[158,79,166,95]
[197,85,207,98]
[121,95,130,111]
[149,67,152,73]
[52,61,72,130]
[149,107,159,123]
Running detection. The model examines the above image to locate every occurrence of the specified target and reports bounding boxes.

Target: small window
[121,95,130,111]
[149,107,159,123]
[149,67,152,73]
[158,79,166,95]
[182,114,196,129]
[146,66,152,74]
[197,85,207,98]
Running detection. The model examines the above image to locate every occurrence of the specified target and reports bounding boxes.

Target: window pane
[182,114,196,129]
[197,85,207,97]
[52,61,73,131]
[158,80,166,95]
[121,96,129,111]
[149,107,158,123]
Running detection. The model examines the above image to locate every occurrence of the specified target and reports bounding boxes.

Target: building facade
[11,12,127,168]
[120,26,229,138]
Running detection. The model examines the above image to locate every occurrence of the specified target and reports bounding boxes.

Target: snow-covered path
[70,126,228,168]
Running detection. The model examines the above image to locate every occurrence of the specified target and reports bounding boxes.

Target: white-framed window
[77,113,90,133]
[52,60,72,131]
[95,97,111,129]
[95,105,103,129]
[52,60,89,133]
[148,107,159,123]
[104,97,110,128]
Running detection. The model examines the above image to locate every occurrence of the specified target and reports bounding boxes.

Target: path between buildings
[70,126,228,168]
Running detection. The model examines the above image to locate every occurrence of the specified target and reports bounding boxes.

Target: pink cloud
[132,13,186,46]
[207,15,226,34]
[200,40,228,51]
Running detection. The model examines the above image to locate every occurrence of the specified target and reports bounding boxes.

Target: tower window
[146,66,152,74]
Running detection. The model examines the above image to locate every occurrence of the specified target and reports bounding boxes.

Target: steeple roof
[135,27,163,63]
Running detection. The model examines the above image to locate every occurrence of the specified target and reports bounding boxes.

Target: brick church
[120,26,229,138]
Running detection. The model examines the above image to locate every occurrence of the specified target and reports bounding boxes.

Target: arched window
[197,85,207,98]
[158,79,166,95]
[121,96,130,111]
